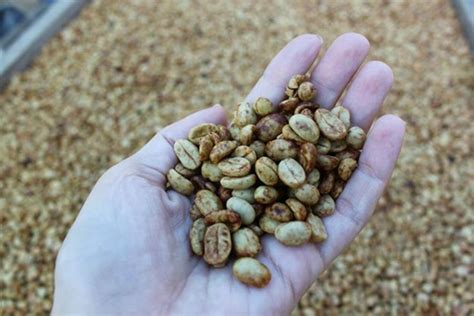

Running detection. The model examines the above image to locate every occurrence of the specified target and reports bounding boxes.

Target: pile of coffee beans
[167,74,366,288]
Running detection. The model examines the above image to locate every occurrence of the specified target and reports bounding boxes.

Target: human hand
[52,33,405,315]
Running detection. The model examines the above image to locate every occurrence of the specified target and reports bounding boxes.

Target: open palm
[53,33,405,315]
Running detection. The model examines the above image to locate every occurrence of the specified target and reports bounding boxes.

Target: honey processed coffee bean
[226,197,256,225]
[278,158,306,188]
[232,258,271,288]
[232,145,257,165]
[235,102,258,127]
[306,213,327,243]
[204,210,241,227]
[275,221,312,246]
[289,114,320,143]
[188,123,219,145]
[285,198,308,221]
[256,113,287,142]
[167,169,194,195]
[265,139,298,161]
[218,157,251,177]
[259,214,281,234]
[220,174,257,190]
[210,140,238,164]
[231,188,256,203]
[232,228,261,257]
[201,161,223,182]
[254,185,279,204]
[346,126,366,149]
[174,163,195,178]
[338,158,357,181]
[189,218,206,256]
[255,157,279,186]
[253,97,273,116]
[312,194,335,217]
[298,142,318,173]
[314,109,347,141]
[174,139,201,170]
[204,223,232,266]
[265,202,293,222]
[195,190,223,216]
[293,183,320,206]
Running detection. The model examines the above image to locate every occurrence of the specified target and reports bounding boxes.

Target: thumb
[130,105,228,185]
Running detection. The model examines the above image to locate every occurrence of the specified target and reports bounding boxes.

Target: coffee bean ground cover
[0,0,472,314]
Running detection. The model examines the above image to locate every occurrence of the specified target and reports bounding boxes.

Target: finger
[246,34,323,105]
[342,61,394,130]
[131,105,228,182]
[311,33,370,108]
[317,114,406,269]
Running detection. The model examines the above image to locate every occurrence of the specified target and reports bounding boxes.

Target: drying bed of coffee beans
[0,0,472,314]
[167,75,366,287]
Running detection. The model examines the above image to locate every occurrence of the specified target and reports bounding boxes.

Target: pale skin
[52,33,405,315]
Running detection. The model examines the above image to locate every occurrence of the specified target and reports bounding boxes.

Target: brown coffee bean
[220,174,257,190]
[204,210,241,228]
[318,172,335,195]
[331,106,351,129]
[249,140,266,158]
[289,114,320,143]
[195,190,223,216]
[298,143,318,173]
[240,124,256,145]
[314,109,347,141]
[232,258,271,288]
[279,97,299,113]
[274,221,312,246]
[174,139,201,170]
[218,157,251,177]
[329,139,347,153]
[199,135,214,161]
[188,123,219,145]
[253,97,273,116]
[203,223,232,266]
[228,121,241,141]
[288,74,308,89]
[338,158,357,181]
[306,213,327,243]
[255,113,287,142]
[297,82,315,101]
[167,169,195,195]
[201,161,223,182]
[189,218,206,256]
[346,126,366,149]
[190,175,216,192]
[294,183,320,206]
[226,197,256,225]
[330,178,345,199]
[232,188,256,203]
[265,139,298,161]
[335,148,360,160]
[316,154,340,171]
[189,204,202,220]
[217,187,232,204]
[255,157,279,186]
[281,124,305,143]
[295,102,318,115]
[232,228,261,257]
[174,163,196,178]
[285,86,296,98]
[285,198,308,221]
[312,194,335,217]
[259,214,281,234]
[252,203,265,217]
[216,125,231,141]
[265,202,294,222]
[209,140,238,164]
[306,169,321,186]
[316,137,332,154]
[232,146,257,165]
[254,185,279,204]
[235,102,258,127]
[278,158,306,188]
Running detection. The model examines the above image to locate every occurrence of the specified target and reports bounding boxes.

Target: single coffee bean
[298,142,318,173]
[248,224,264,236]
[217,186,232,204]
[259,214,281,234]
[254,185,279,204]
[306,213,327,243]
[281,124,305,143]
[306,169,321,186]
[228,121,241,141]
[336,148,360,160]
[265,202,294,222]
[203,223,232,266]
[232,145,257,165]
[338,158,357,181]
[331,106,351,129]
[195,190,223,216]
[265,139,298,161]
[232,228,261,257]
[295,102,318,115]
[240,124,256,145]
[226,197,256,225]
[232,188,256,204]
[174,163,196,178]
[167,169,194,195]
[274,221,312,246]
[314,109,347,141]
[189,204,202,220]
[204,210,241,230]
[312,194,335,217]
[174,139,201,170]
[288,74,308,89]
[289,114,320,143]
[278,158,306,188]
[285,198,308,221]
[190,175,216,192]
[210,140,238,164]
[316,154,340,171]
[220,174,257,190]
[255,113,287,142]
[253,97,273,116]
[201,161,223,182]
[218,157,251,177]
[255,157,279,186]
[199,134,214,161]
[297,81,315,101]
[232,257,271,288]
[329,139,347,153]
[279,97,299,113]
[293,183,320,206]
[346,126,366,149]
[249,140,266,158]
[330,178,345,199]
[189,218,206,256]
[252,203,265,217]
[235,102,258,127]
[188,123,219,145]
[316,137,332,154]
[318,172,335,195]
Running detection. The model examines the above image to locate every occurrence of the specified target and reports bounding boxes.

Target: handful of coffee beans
[167,74,366,288]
